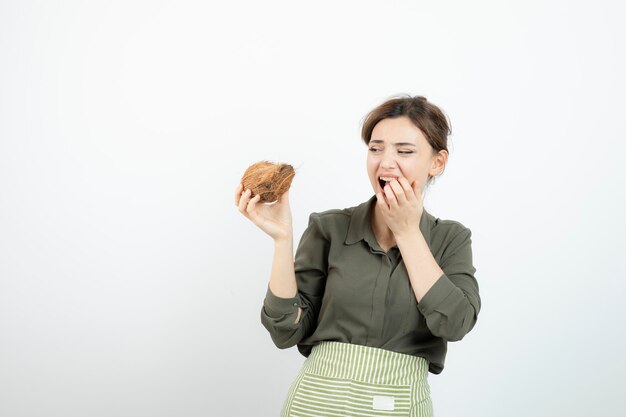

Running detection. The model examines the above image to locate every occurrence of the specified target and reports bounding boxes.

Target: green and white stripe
[280,341,433,417]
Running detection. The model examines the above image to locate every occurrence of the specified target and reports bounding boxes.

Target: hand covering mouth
[378,176,397,189]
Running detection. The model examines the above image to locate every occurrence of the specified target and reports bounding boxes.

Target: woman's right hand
[234,183,293,241]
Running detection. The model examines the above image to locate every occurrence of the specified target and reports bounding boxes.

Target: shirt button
[293,302,298,306]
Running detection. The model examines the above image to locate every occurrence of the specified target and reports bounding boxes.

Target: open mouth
[378,177,398,190]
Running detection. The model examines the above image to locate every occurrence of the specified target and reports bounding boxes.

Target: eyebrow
[369,140,416,147]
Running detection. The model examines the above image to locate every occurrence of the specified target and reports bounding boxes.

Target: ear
[430,150,448,177]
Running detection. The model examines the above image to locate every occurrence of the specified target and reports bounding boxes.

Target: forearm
[261,213,328,345]
[268,236,302,323]
[396,232,444,302]
[397,227,480,341]
[269,236,297,297]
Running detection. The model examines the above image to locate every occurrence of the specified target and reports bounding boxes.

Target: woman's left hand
[376,177,424,239]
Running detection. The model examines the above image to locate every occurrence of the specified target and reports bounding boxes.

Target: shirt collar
[345,194,436,250]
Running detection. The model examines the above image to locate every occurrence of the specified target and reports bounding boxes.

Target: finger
[234,183,244,205]
[411,180,422,198]
[246,194,261,214]
[376,191,389,213]
[238,188,252,213]
[383,182,398,208]
[246,193,261,215]
[388,178,407,204]
[397,177,415,201]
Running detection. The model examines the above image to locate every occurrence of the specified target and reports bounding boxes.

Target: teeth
[379,176,397,181]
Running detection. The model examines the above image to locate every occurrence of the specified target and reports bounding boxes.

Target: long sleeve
[260,213,329,349]
[416,227,481,342]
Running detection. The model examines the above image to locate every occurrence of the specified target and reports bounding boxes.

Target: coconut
[240,161,296,203]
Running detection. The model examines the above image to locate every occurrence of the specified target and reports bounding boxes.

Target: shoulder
[306,202,361,239]
[307,207,351,230]
[435,217,471,234]
[430,216,476,270]
[430,214,473,248]
[313,206,353,221]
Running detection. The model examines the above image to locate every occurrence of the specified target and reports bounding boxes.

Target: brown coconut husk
[241,161,296,203]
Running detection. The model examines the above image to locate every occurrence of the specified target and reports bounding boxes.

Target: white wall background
[1,1,624,416]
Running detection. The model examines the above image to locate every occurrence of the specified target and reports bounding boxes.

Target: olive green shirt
[260,194,481,375]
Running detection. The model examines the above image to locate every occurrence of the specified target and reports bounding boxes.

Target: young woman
[234,95,481,417]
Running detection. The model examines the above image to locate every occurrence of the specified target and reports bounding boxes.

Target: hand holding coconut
[234,161,296,242]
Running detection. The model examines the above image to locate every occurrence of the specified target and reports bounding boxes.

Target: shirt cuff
[263,285,301,317]
[416,273,456,316]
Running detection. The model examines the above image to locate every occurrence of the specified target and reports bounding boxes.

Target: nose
[380,150,398,169]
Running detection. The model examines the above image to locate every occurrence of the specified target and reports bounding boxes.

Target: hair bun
[240,161,296,203]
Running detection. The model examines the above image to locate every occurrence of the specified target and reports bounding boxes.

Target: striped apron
[280,341,433,417]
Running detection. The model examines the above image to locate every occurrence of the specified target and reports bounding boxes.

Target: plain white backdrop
[1,1,625,416]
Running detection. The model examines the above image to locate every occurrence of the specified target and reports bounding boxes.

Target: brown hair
[360,94,451,187]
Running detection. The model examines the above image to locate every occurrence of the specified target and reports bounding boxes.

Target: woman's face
[366,116,443,197]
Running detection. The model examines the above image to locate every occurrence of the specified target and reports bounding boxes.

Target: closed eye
[369,148,414,154]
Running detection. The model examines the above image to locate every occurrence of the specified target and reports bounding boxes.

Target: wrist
[395,229,423,244]
[274,235,293,246]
